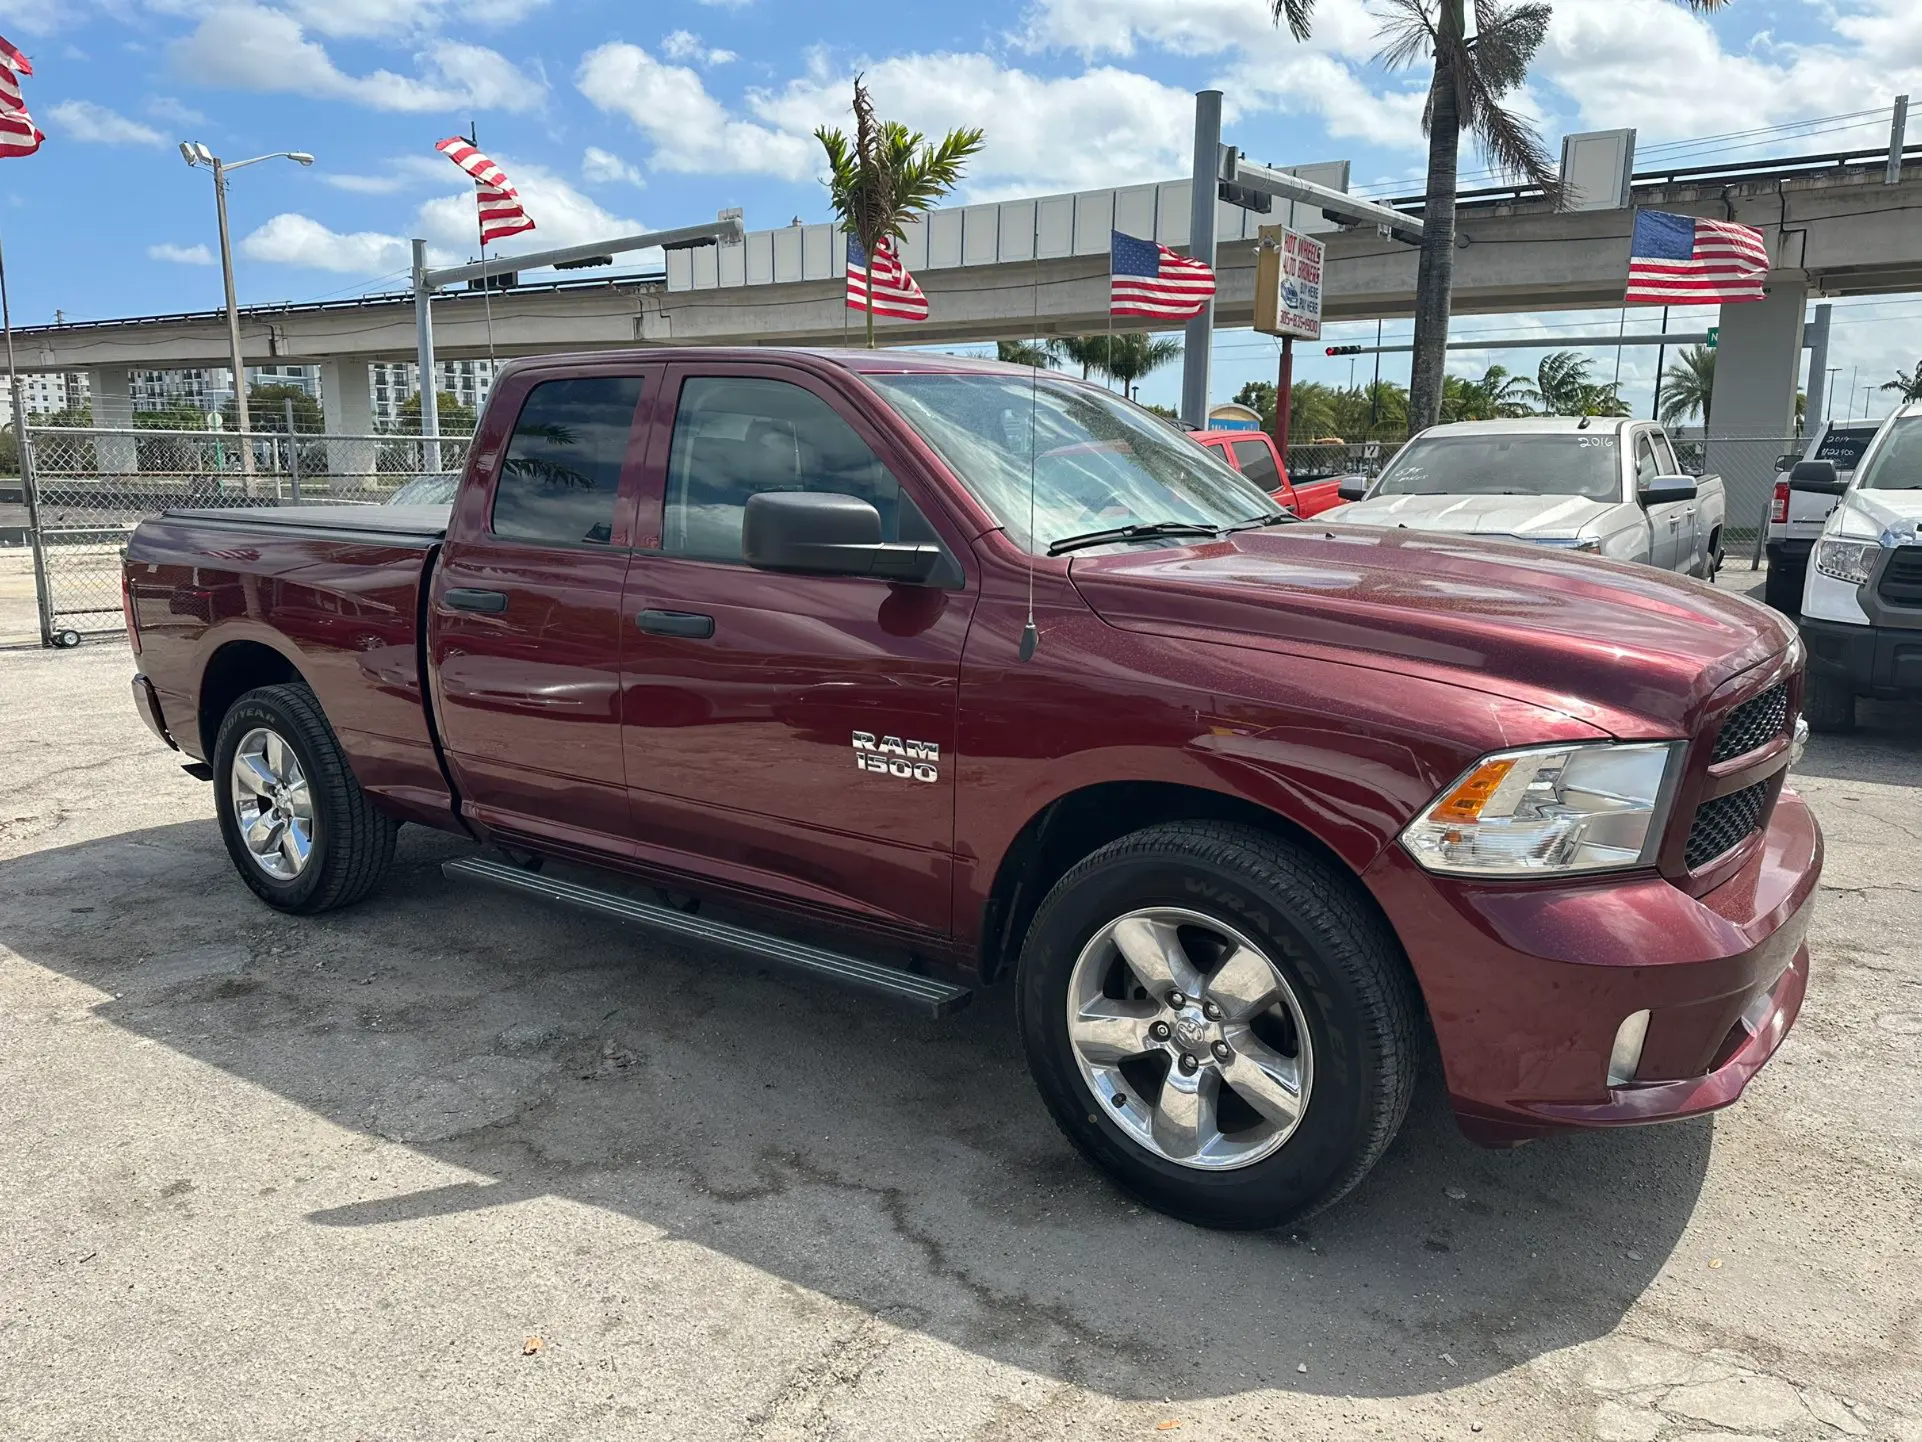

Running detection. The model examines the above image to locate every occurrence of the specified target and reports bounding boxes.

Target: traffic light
[1325,344,1364,356]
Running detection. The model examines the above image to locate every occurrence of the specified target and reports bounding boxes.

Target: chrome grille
[1685,781,1770,870]
[1710,682,1790,764]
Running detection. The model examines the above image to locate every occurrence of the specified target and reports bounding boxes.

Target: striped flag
[846,236,929,321]
[435,136,535,246]
[0,33,43,161]
[1625,210,1770,305]
[1110,230,1214,320]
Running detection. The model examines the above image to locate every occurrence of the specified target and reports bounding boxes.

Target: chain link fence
[10,425,472,645]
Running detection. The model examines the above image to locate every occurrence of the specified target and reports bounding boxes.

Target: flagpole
[471,124,498,380]
[1,228,53,647]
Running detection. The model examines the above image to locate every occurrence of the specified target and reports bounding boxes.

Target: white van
[1796,402,1922,729]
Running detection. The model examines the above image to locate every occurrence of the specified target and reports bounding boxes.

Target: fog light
[1607,1009,1651,1088]
[1790,716,1809,767]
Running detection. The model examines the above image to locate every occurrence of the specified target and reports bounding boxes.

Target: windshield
[1372,432,1621,502]
[1813,426,1878,473]
[1856,417,1922,491]
[864,373,1278,553]
[388,473,459,505]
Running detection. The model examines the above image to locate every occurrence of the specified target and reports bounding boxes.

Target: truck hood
[1327,491,1618,539]
[1068,527,1793,735]
[1827,486,1922,542]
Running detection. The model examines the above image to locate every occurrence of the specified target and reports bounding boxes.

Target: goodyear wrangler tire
[1016,821,1421,1230]
[212,683,397,914]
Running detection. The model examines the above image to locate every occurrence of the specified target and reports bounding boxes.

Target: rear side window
[1230,438,1281,490]
[491,376,645,546]
[663,376,903,562]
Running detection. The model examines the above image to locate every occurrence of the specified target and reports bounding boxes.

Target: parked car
[1763,419,1881,612]
[1795,401,1922,730]
[121,349,1818,1230]
[1329,418,1727,577]
[1191,428,1346,518]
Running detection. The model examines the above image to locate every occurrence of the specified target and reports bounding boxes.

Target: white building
[5,370,89,419]
[369,359,496,430]
[129,365,320,417]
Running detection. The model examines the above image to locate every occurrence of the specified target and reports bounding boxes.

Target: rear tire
[1803,668,1856,734]
[1016,821,1420,1230]
[1763,559,1804,614]
[212,682,397,914]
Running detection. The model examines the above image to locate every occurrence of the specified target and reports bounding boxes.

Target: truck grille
[1685,780,1770,870]
[1876,546,1922,608]
[1710,682,1789,763]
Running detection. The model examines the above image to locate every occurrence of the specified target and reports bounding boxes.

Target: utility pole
[1179,90,1222,429]
[1804,304,1833,433]
[210,156,253,486]
[1889,95,1910,186]
[412,239,440,475]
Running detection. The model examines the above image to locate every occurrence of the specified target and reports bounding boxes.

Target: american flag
[0,33,43,161]
[1110,230,1215,320]
[1625,210,1770,305]
[846,236,929,321]
[435,136,535,246]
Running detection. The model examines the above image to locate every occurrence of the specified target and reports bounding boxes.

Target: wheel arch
[976,780,1393,986]
[198,638,308,760]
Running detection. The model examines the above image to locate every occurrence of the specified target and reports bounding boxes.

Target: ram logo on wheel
[851,731,939,783]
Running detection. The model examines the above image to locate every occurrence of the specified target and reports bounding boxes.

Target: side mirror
[1640,474,1698,505]
[1787,459,1846,495]
[1337,476,1370,502]
[741,491,943,583]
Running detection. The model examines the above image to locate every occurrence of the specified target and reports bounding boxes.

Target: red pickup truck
[122,349,1820,1229]
[1191,428,1346,517]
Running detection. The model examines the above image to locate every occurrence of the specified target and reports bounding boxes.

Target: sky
[3,0,1921,423]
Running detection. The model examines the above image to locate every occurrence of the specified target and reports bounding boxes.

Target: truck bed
[160,504,451,541]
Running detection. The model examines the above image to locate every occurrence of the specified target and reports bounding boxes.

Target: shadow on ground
[0,814,1742,1404]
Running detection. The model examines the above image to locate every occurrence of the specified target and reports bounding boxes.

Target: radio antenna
[1019,206,1040,663]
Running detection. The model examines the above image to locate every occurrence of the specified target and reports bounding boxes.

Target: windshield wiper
[1046,520,1223,556]
[1223,511,1296,533]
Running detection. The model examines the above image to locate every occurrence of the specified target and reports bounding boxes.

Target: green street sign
[1706,327,1718,349]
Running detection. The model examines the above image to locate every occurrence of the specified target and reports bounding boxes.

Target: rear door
[617,363,977,933]
[428,363,659,854]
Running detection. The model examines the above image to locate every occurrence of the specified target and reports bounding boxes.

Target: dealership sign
[1253,224,1324,342]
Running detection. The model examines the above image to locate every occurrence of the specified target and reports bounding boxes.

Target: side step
[442,856,972,1019]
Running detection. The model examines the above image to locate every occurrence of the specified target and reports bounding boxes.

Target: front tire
[1803,667,1856,734]
[1016,821,1420,1230]
[212,682,397,913]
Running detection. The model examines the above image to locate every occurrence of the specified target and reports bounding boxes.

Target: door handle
[443,587,509,613]
[638,609,715,639]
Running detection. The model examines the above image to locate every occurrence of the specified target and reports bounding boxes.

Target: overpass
[12,140,1922,444]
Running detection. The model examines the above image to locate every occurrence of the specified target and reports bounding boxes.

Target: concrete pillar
[1804,303,1833,429]
[88,366,137,475]
[1706,280,1807,545]
[319,357,376,488]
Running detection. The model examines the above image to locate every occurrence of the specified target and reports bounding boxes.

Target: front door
[619,366,976,934]
[430,365,657,854]
[1636,429,1686,570]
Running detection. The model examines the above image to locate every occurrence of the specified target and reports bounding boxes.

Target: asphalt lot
[2,573,1918,1441]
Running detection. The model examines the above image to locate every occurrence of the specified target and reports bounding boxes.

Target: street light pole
[209,156,253,483]
[179,143,314,494]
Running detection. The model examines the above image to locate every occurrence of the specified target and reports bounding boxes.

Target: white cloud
[145,95,208,128]
[322,173,411,194]
[169,4,546,114]
[578,42,815,180]
[662,30,736,66]
[1019,0,1381,62]
[240,213,412,274]
[148,242,215,265]
[283,0,550,39]
[45,99,165,146]
[581,146,644,187]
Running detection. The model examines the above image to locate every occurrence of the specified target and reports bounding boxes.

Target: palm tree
[1881,360,1922,403]
[1442,362,1534,420]
[1054,336,1111,380]
[1272,0,1732,432]
[995,339,1059,369]
[1658,345,1717,427]
[1052,333,1182,393]
[816,77,984,348]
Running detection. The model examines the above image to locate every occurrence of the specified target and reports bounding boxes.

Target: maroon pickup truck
[122,349,1820,1229]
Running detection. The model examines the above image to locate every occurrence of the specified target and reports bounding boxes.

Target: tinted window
[1856,417,1922,491]
[1815,426,1878,472]
[1652,430,1679,476]
[1634,435,1661,486]
[491,376,643,545]
[1230,438,1282,490]
[1374,433,1620,502]
[664,377,903,562]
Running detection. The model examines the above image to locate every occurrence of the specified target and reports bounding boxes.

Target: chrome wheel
[230,726,314,881]
[1066,906,1313,1171]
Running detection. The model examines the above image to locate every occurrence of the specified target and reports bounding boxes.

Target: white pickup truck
[1330,418,1727,577]
[1762,419,1882,612]
[1795,401,1922,730]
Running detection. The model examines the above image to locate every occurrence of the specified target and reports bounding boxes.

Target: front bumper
[1363,790,1821,1146]
[1801,615,1922,700]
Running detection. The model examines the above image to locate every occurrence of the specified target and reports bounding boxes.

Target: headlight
[1401,742,1682,877]
[1813,538,1879,586]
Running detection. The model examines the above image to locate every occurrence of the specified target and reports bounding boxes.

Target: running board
[441,856,972,1019]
